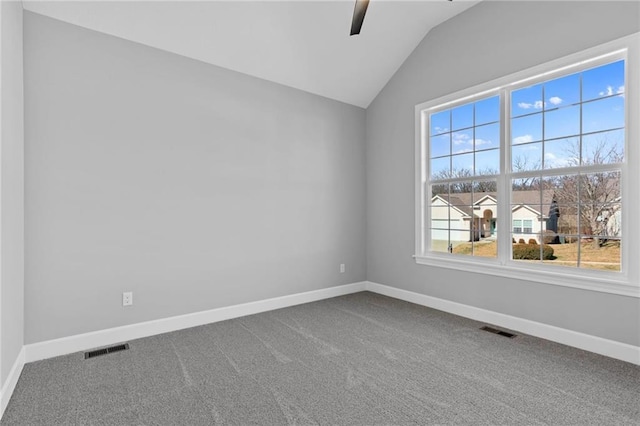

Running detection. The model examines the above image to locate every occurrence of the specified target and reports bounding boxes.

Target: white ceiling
[22,1,479,108]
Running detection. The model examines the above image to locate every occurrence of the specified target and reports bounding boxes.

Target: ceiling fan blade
[350,0,370,36]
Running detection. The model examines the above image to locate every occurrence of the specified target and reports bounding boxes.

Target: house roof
[432,190,556,214]
[435,195,477,218]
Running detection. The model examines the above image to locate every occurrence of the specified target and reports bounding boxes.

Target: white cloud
[548,96,562,105]
[598,85,625,98]
[518,100,545,109]
[434,126,449,134]
[599,86,614,97]
[452,132,471,145]
[598,85,625,97]
[513,134,533,145]
[473,138,491,147]
[545,152,570,168]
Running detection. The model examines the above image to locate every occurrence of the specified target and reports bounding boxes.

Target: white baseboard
[0,347,25,419]
[24,281,367,363]
[19,279,640,367]
[365,281,640,365]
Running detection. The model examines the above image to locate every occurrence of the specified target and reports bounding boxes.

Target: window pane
[475,149,499,175]
[431,217,449,230]
[578,171,620,235]
[511,113,543,144]
[430,133,451,158]
[542,175,578,204]
[544,72,580,109]
[452,103,473,130]
[542,199,579,240]
[582,129,624,165]
[579,202,621,238]
[452,129,474,154]
[431,110,450,135]
[543,240,577,268]
[511,178,544,245]
[430,196,450,225]
[542,175,580,236]
[582,95,624,134]
[582,60,625,102]
[473,180,498,201]
[430,157,450,180]
[473,180,497,241]
[477,204,497,237]
[430,230,450,253]
[544,137,579,169]
[447,184,472,203]
[473,239,497,258]
[578,238,621,271]
[450,226,471,248]
[430,191,452,253]
[544,105,580,139]
[431,183,448,197]
[512,142,542,172]
[475,96,500,125]
[511,83,543,117]
[512,234,530,245]
[474,123,500,150]
[512,177,540,192]
[452,153,474,174]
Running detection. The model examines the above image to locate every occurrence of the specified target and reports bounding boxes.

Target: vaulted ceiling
[22,1,479,107]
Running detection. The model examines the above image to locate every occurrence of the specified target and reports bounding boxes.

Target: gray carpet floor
[2,291,639,425]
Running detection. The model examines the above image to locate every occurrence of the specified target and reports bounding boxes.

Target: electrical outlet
[340,263,346,273]
[122,292,133,307]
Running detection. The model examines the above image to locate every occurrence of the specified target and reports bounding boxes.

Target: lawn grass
[448,239,620,271]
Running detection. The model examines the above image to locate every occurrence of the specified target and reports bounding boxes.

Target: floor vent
[84,343,130,359]
[480,326,516,338]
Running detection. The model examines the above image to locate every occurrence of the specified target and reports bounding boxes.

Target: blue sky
[430,60,625,178]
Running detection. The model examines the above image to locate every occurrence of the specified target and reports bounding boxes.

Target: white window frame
[414,33,640,297]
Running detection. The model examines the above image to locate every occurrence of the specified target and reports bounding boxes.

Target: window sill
[414,254,640,298]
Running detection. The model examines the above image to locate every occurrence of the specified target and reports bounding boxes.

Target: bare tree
[512,154,541,190]
[431,167,497,195]
[553,137,622,248]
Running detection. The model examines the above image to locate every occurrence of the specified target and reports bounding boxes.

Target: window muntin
[429,95,501,179]
[417,39,637,294]
[509,60,624,272]
[428,95,500,258]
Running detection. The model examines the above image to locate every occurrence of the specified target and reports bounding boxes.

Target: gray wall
[1,1,24,385]
[366,1,640,346]
[24,12,366,344]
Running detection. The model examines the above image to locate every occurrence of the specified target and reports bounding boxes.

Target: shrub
[518,238,526,244]
[512,243,554,260]
[512,237,516,244]
[528,238,538,245]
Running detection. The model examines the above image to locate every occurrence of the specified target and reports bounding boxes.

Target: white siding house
[430,190,554,245]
